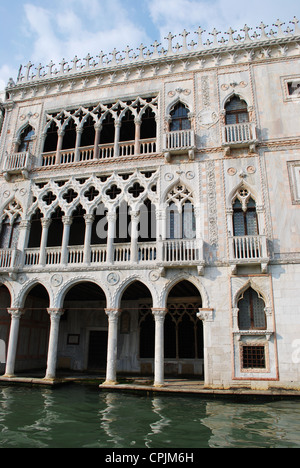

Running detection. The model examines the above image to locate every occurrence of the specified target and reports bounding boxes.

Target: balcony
[41,138,157,167]
[228,235,269,273]
[0,249,20,278]
[17,239,204,274]
[222,122,258,155]
[163,129,196,162]
[2,152,32,180]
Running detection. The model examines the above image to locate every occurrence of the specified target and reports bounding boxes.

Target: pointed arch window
[18,125,35,153]
[225,96,249,125]
[233,190,258,237]
[80,115,96,148]
[0,215,21,249]
[120,110,135,142]
[169,103,191,131]
[43,121,58,153]
[238,288,266,330]
[62,119,76,150]
[167,185,196,240]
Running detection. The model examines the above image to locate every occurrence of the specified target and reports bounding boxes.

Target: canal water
[0,385,300,449]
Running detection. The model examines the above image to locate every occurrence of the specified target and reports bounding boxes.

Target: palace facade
[0,18,300,389]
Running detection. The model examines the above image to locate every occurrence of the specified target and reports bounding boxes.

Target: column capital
[130,210,140,220]
[19,220,31,230]
[152,308,167,321]
[107,212,117,222]
[84,214,95,224]
[47,308,64,320]
[62,216,73,226]
[8,308,25,319]
[41,218,52,228]
[197,308,214,322]
[105,308,122,322]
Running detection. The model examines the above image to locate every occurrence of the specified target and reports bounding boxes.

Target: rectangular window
[288,81,300,96]
[242,345,266,369]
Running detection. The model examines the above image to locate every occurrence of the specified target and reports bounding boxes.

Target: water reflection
[0,386,300,448]
[145,398,171,447]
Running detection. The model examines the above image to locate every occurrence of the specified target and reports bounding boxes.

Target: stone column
[114,121,121,157]
[4,308,25,377]
[61,216,73,265]
[55,130,64,165]
[152,308,167,387]
[106,212,117,264]
[130,210,140,263]
[83,214,95,264]
[74,128,83,162]
[94,123,102,159]
[104,309,121,384]
[39,218,52,266]
[17,220,31,267]
[197,308,214,387]
[45,309,64,380]
[134,118,141,155]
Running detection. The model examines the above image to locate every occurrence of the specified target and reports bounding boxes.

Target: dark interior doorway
[88,330,108,370]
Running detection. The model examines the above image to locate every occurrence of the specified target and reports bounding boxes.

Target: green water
[0,385,300,448]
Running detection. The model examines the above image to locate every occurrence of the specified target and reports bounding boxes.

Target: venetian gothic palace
[0,16,299,390]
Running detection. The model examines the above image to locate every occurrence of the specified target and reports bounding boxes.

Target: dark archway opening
[0,285,12,374]
[61,282,107,372]
[165,280,204,377]
[17,284,50,375]
[43,121,58,153]
[120,281,153,375]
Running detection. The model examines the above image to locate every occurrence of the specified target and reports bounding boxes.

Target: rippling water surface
[0,385,300,448]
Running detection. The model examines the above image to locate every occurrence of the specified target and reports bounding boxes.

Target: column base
[44,375,56,381]
[153,382,165,388]
[2,374,15,379]
[101,380,118,386]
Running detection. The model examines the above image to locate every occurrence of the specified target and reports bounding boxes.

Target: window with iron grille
[242,345,266,369]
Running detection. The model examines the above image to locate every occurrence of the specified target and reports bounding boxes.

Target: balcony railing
[3,152,32,180]
[0,249,20,271]
[40,138,157,167]
[229,235,269,273]
[18,239,204,271]
[163,130,195,161]
[222,122,258,154]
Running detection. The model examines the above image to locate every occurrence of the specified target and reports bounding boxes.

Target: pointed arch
[233,278,271,309]
[226,180,261,209]
[161,274,209,309]
[166,97,191,119]
[222,91,251,112]
[114,275,158,309]
[15,122,36,149]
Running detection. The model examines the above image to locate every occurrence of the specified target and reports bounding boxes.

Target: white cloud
[148,0,299,43]
[0,64,18,95]
[22,0,151,69]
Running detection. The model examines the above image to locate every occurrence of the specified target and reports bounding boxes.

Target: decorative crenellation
[6,17,300,90]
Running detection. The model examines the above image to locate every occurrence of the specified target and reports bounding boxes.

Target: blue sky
[0,0,299,93]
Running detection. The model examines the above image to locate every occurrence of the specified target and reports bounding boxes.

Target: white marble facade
[0,18,300,389]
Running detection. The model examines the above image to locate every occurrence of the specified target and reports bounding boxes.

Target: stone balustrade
[40,138,157,168]
[228,234,269,273]
[1,239,204,272]
[3,152,32,180]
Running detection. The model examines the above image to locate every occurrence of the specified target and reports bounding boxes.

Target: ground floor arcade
[0,277,207,386]
[1,265,298,390]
